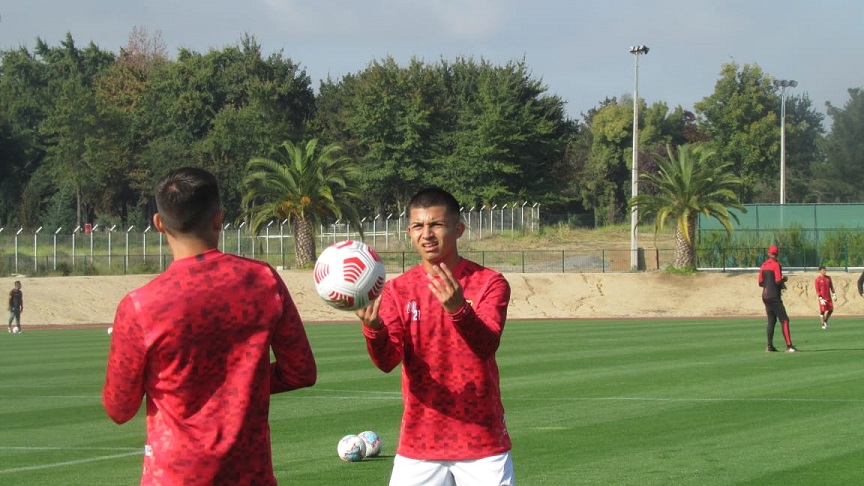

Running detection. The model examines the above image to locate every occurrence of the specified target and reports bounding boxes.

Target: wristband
[447,302,471,321]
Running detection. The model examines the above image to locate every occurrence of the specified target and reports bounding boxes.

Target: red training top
[103,249,317,486]
[363,258,512,460]
[814,274,835,301]
[759,257,784,300]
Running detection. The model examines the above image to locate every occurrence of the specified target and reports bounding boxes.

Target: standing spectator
[7,281,23,333]
[759,245,797,353]
[103,167,317,485]
[355,187,515,486]
[814,265,836,330]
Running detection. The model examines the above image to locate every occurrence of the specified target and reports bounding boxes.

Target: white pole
[53,227,62,270]
[629,45,649,270]
[34,226,43,272]
[774,79,797,204]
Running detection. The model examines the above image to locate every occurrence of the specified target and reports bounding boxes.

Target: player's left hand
[831,292,838,301]
[426,262,465,313]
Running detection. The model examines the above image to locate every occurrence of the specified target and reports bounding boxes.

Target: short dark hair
[408,187,461,219]
[155,167,220,235]
[818,265,826,270]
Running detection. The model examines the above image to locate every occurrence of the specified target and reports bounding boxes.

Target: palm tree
[629,144,746,269]
[242,139,364,267]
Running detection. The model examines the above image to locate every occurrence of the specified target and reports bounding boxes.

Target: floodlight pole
[773,78,797,205]
[629,44,649,270]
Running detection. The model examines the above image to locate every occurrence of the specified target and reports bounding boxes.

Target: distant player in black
[7,281,23,333]
[857,269,864,297]
[759,246,796,353]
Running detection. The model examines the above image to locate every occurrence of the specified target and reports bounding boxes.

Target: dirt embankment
[4,270,861,327]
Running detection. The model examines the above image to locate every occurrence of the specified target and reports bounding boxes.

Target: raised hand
[426,262,465,313]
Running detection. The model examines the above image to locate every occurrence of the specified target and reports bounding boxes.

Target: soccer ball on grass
[337,434,367,462]
[357,430,382,457]
[313,240,386,311]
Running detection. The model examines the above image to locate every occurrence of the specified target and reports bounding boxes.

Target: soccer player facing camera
[356,187,515,486]
[814,265,836,330]
[103,167,317,485]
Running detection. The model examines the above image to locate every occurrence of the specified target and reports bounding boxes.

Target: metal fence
[0,204,547,276]
[0,204,693,275]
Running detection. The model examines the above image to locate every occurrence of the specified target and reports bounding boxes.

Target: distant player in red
[356,187,514,486]
[102,167,317,486]
[814,265,836,330]
[759,245,797,353]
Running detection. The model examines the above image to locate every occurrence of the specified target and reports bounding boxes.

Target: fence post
[53,227,62,270]
[71,228,76,270]
[143,225,151,263]
[159,232,164,271]
[125,225,135,274]
[14,229,22,273]
[108,225,117,271]
[237,221,245,255]
[34,226,43,273]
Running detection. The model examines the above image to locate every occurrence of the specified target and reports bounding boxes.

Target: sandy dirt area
[4,269,863,327]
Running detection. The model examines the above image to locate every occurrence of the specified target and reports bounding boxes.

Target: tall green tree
[435,58,570,207]
[695,63,777,202]
[695,62,825,203]
[815,88,864,201]
[314,56,573,214]
[630,144,745,269]
[581,100,632,225]
[242,139,363,266]
[90,26,169,221]
[31,34,115,227]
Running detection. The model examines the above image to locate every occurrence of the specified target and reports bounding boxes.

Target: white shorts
[389,451,515,486]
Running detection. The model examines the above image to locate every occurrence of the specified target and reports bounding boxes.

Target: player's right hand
[355,296,383,330]
[819,297,827,305]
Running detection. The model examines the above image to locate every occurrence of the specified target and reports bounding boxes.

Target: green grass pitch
[1,317,863,485]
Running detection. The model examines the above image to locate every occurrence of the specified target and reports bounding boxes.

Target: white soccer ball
[337,434,367,462]
[107,327,113,335]
[357,430,382,457]
[11,327,20,334]
[313,240,386,311]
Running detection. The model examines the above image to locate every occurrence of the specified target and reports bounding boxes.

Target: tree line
[1,29,862,233]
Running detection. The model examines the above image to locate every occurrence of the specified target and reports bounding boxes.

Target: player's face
[407,205,464,267]
[820,268,827,276]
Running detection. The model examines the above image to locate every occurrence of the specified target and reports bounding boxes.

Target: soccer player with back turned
[356,187,515,486]
[759,245,797,353]
[102,167,317,485]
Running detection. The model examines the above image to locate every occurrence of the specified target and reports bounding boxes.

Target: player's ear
[212,209,224,232]
[455,220,465,238]
[153,213,167,234]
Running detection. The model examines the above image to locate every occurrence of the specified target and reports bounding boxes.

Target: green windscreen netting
[698,204,864,268]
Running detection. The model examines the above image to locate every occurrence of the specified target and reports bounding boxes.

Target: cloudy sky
[1,0,861,121]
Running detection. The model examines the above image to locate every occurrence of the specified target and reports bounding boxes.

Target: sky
[1,0,862,122]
